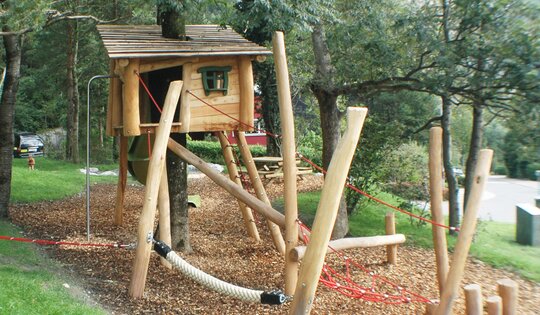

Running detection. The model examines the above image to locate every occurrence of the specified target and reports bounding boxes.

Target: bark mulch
[8,175,540,314]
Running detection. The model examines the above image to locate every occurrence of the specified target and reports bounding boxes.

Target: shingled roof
[96,24,272,59]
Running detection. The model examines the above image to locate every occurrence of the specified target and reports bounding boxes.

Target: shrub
[526,162,540,180]
[493,165,507,175]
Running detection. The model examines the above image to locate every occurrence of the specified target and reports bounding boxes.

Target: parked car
[13,132,45,158]
[453,167,464,177]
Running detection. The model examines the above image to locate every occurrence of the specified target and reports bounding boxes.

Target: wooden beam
[290,234,405,262]
[429,127,449,295]
[122,58,141,136]
[290,107,368,315]
[234,131,286,255]
[139,57,199,73]
[217,132,260,242]
[129,80,183,298]
[273,31,299,296]
[238,55,254,131]
[435,149,493,315]
[114,136,128,226]
[167,138,287,228]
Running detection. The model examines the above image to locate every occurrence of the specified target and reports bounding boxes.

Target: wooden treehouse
[98,24,271,137]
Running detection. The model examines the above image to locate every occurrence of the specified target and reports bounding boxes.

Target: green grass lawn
[275,190,540,283]
[11,156,119,203]
[0,219,106,314]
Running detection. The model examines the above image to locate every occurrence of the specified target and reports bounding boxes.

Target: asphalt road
[443,175,539,223]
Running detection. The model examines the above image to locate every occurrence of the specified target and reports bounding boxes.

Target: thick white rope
[166,251,263,303]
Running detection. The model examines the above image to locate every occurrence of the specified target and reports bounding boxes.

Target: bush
[526,162,540,180]
[493,165,507,175]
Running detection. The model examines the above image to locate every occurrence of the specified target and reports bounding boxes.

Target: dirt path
[9,176,540,314]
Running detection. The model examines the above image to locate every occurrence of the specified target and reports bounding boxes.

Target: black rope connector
[153,240,172,258]
[260,290,287,305]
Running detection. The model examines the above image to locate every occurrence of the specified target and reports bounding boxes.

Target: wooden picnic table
[252,156,313,179]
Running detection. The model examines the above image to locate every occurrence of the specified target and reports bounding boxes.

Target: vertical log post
[385,212,397,264]
[110,60,123,135]
[464,284,482,315]
[272,31,299,296]
[235,131,286,255]
[435,149,493,315]
[217,132,260,242]
[429,127,449,295]
[425,302,439,315]
[158,165,172,269]
[129,81,183,298]
[179,62,192,133]
[497,278,518,315]
[290,107,368,315]
[238,55,254,131]
[487,296,503,315]
[114,136,128,225]
[121,58,141,136]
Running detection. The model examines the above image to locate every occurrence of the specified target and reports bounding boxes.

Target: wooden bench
[516,203,540,246]
[252,156,312,179]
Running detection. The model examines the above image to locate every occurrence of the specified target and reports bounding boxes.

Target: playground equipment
[95,24,504,314]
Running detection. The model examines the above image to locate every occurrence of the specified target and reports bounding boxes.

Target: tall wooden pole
[158,165,172,269]
[114,135,128,225]
[429,127,449,294]
[217,132,260,242]
[121,58,141,136]
[129,81,183,298]
[272,31,299,295]
[235,131,286,255]
[435,149,493,314]
[290,107,367,314]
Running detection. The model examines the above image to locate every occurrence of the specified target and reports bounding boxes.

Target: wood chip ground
[9,175,540,314]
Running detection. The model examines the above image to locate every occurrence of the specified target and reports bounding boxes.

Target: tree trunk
[311,23,348,239]
[158,1,186,40]
[258,64,281,156]
[168,133,191,252]
[442,95,460,234]
[0,32,21,218]
[463,104,483,211]
[157,2,190,251]
[66,19,80,163]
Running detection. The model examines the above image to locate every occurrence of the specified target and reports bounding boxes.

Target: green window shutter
[197,66,232,96]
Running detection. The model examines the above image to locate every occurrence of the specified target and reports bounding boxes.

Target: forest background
[1,0,539,237]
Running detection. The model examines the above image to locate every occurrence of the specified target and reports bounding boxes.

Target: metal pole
[86,74,114,241]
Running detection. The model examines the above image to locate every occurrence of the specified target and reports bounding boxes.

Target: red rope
[0,235,133,249]
[136,72,162,113]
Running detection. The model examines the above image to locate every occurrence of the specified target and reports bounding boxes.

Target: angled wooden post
[217,131,260,242]
[272,31,299,295]
[129,80,183,298]
[235,131,286,255]
[429,127,449,295]
[114,135,128,225]
[435,149,493,315]
[290,107,367,314]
